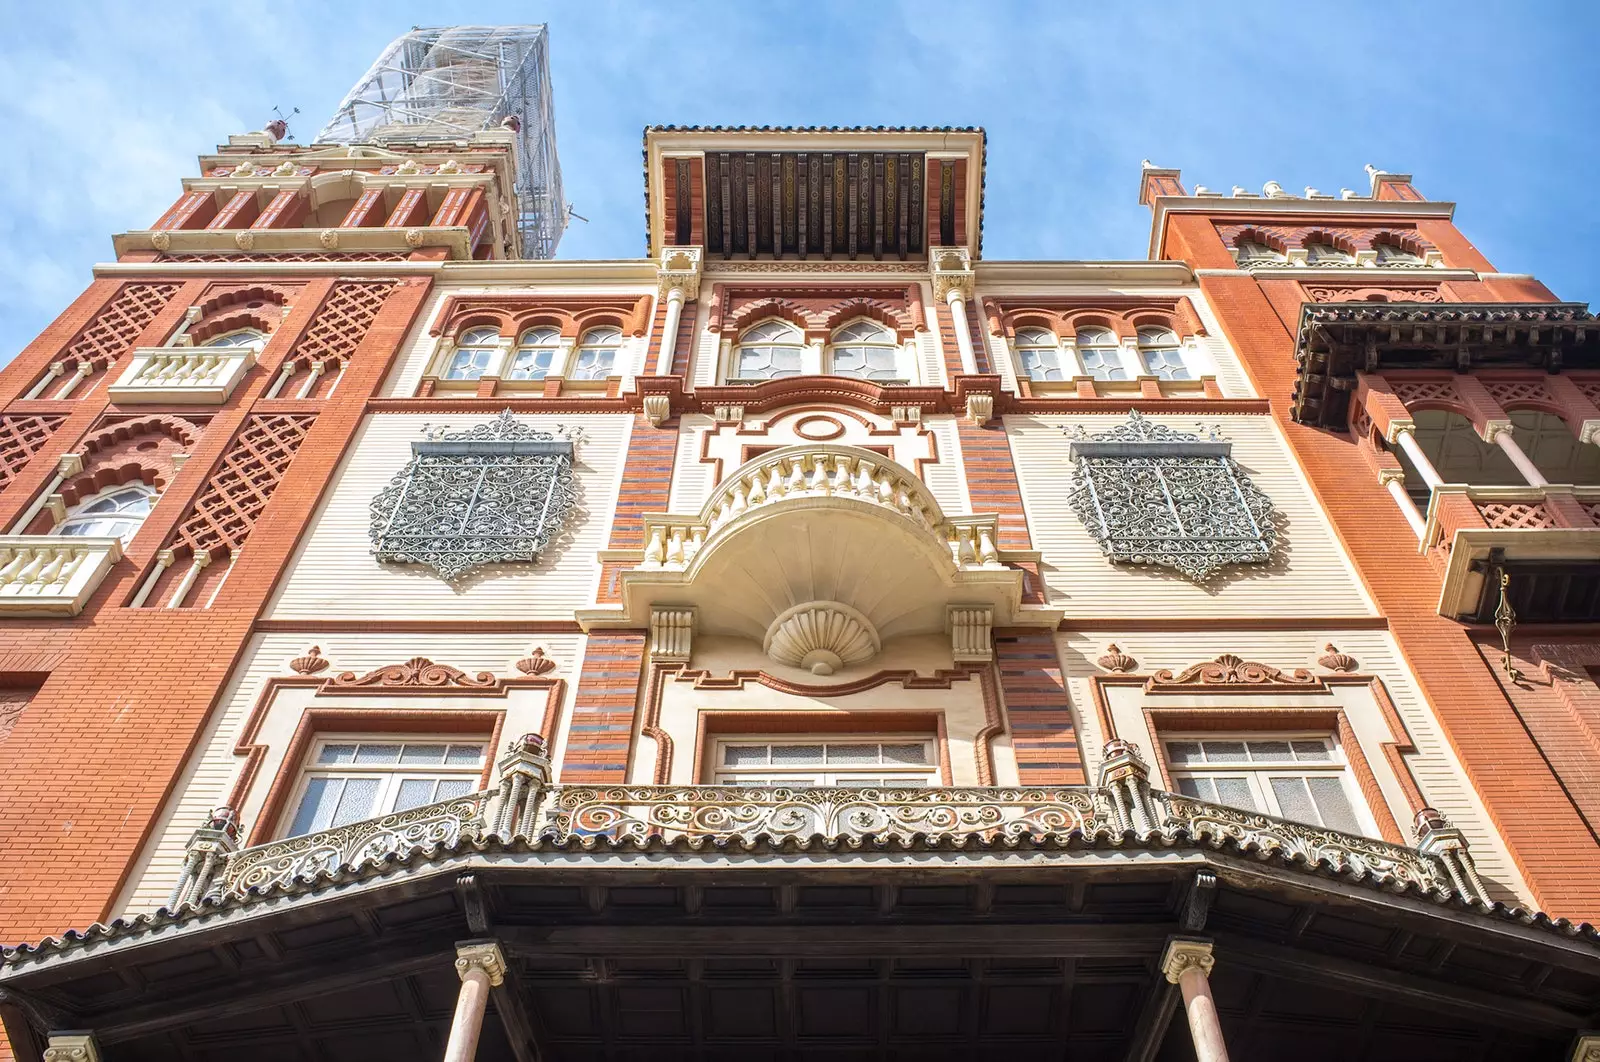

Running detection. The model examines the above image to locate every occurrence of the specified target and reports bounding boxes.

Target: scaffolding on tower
[315,25,567,259]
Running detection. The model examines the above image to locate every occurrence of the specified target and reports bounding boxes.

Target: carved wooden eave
[1291,301,1600,428]
[1145,653,1326,693]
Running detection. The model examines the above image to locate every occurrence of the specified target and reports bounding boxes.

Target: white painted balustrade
[0,536,123,615]
[107,346,255,404]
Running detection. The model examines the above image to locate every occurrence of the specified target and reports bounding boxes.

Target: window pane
[445,744,484,766]
[460,327,500,345]
[1015,327,1056,347]
[1247,741,1292,762]
[1080,348,1127,381]
[881,743,928,765]
[836,777,882,787]
[1021,349,1064,382]
[570,350,614,380]
[507,349,554,380]
[878,776,929,787]
[1203,741,1248,764]
[1270,777,1318,825]
[318,744,358,764]
[330,777,381,827]
[1212,777,1258,811]
[289,777,342,836]
[723,745,768,766]
[1076,328,1115,346]
[771,744,825,766]
[395,778,436,811]
[355,743,402,765]
[1166,741,1203,765]
[1307,777,1362,834]
[826,744,877,765]
[1176,776,1212,801]
[436,778,474,801]
[446,349,490,380]
[1290,740,1332,762]
[399,744,448,765]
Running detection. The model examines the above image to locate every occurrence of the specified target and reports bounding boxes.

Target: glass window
[1304,242,1353,266]
[734,319,804,381]
[1234,239,1285,265]
[507,326,561,381]
[1075,327,1128,381]
[1136,327,1190,380]
[570,326,621,381]
[56,483,156,544]
[202,328,265,348]
[444,326,501,381]
[713,738,936,786]
[1014,326,1066,382]
[1166,735,1365,835]
[828,320,899,381]
[285,738,487,838]
[1374,242,1423,265]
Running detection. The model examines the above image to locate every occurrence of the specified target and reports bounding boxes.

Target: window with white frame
[284,738,487,838]
[734,319,804,380]
[444,326,501,380]
[1373,241,1423,266]
[570,326,621,381]
[201,328,266,348]
[1075,327,1128,381]
[507,326,561,381]
[56,483,156,544]
[828,319,900,381]
[1136,327,1191,380]
[1164,735,1368,836]
[713,737,937,786]
[1015,326,1068,382]
[1304,241,1354,266]
[1233,239,1286,266]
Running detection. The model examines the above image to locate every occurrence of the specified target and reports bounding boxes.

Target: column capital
[1161,937,1216,984]
[657,245,703,301]
[1571,1034,1600,1061]
[43,1032,101,1062]
[455,940,507,986]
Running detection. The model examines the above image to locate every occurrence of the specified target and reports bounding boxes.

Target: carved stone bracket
[650,607,695,663]
[43,1033,101,1062]
[657,245,703,301]
[947,606,994,662]
[1160,938,1216,984]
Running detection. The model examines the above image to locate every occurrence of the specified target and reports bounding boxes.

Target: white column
[264,361,296,398]
[165,549,211,609]
[946,289,978,376]
[1392,427,1442,489]
[444,941,506,1062]
[53,359,93,399]
[10,453,84,534]
[1381,471,1427,541]
[655,286,685,375]
[1490,428,1549,487]
[1161,939,1230,1062]
[129,549,177,608]
[24,361,66,400]
[294,360,326,399]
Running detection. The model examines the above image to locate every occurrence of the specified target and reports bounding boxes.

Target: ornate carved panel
[369,411,580,581]
[1064,413,1279,581]
[287,280,395,373]
[66,283,182,373]
[0,415,66,491]
[173,414,316,557]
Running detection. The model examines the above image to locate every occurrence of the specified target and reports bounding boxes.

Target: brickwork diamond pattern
[1580,382,1600,408]
[0,415,66,490]
[1479,502,1554,530]
[1584,503,1600,528]
[1484,380,1549,406]
[291,281,395,370]
[174,414,316,556]
[1392,379,1460,406]
[66,283,181,371]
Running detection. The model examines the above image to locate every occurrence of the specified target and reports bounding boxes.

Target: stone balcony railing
[0,536,123,616]
[639,444,1005,573]
[168,737,1489,911]
[106,346,256,405]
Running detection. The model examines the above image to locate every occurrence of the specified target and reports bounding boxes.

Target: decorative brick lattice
[0,415,66,490]
[1391,379,1460,406]
[65,283,182,372]
[1584,503,1600,528]
[157,252,410,263]
[290,281,395,372]
[1350,404,1374,441]
[1484,380,1549,407]
[1479,502,1554,530]
[1579,382,1600,407]
[173,414,317,557]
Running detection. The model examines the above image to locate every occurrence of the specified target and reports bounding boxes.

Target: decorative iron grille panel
[1064,413,1278,582]
[370,411,580,581]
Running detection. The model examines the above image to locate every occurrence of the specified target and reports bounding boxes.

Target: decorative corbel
[650,606,695,663]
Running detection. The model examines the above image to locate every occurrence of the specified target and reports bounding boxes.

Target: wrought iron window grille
[1063,412,1280,582]
[369,411,581,582]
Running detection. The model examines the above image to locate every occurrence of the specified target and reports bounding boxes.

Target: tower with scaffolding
[316,25,567,259]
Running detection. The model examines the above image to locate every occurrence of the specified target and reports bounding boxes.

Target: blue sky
[1,2,1596,360]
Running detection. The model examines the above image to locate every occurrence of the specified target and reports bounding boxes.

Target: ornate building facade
[0,122,1596,1061]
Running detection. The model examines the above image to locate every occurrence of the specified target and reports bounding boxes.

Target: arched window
[444,326,501,380]
[202,328,266,348]
[1374,241,1423,266]
[828,320,899,380]
[507,327,560,381]
[570,327,621,380]
[1014,327,1066,382]
[56,483,156,544]
[1137,327,1190,380]
[1075,327,1127,381]
[734,320,804,380]
[1304,242,1353,266]
[1234,239,1285,265]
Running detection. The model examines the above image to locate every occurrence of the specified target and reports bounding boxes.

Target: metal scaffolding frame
[316,25,567,259]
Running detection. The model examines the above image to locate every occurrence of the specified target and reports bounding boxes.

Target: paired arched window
[508,327,560,381]
[570,327,621,380]
[202,328,266,348]
[1234,239,1286,265]
[56,483,156,544]
[1304,242,1354,266]
[444,326,501,380]
[1014,327,1066,382]
[828,320,898,380]
[734,320,804,380]
[1374,241,1422,265]
[1075,327,1128,381]
[1136,327,1189,380]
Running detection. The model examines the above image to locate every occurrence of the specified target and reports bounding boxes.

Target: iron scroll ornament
[1063,412,1279,582]
[369,411,582,581]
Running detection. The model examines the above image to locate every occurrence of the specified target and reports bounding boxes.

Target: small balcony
[0,536,123,616]
[1424,484,1600,621]
[106,346,255,405]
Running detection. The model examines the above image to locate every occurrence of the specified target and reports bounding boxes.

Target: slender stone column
[945,289,978,375]
[1161,938,1230,1062]
[1490,427,1550,487]
[1393,427,1443,489]
[443,940,507,1062]
[655,286,685,376]
[1380,469,1427,540]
